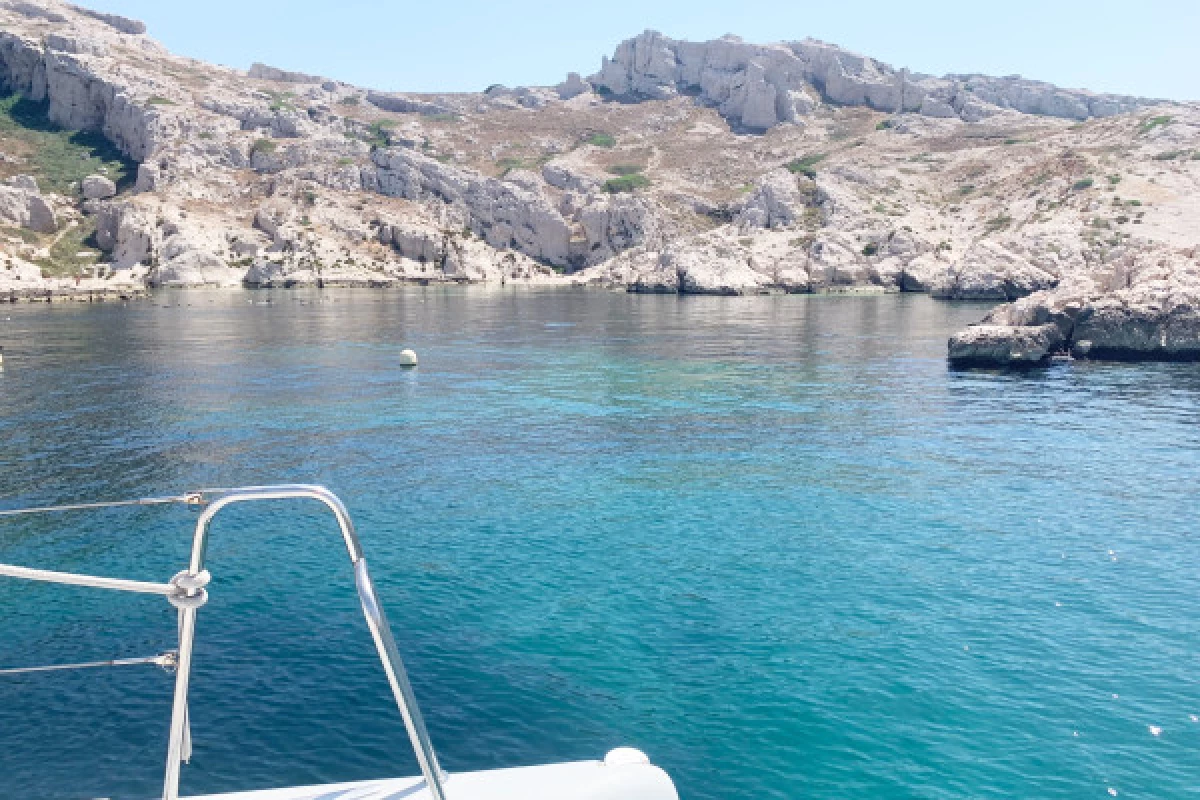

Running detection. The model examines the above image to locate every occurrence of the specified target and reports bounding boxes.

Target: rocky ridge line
[590,31,1165,131]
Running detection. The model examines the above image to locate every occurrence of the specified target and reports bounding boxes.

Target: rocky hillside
[0,2,1197,359]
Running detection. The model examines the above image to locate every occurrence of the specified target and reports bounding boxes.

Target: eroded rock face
[931,240,1059,301]
[736,169,809,230]
[578,194,659,265]
[370,147,571,266]
[0,30,179,162]
[948,323,1065,365]
[589,31,1163,129]
[94,201,156,268]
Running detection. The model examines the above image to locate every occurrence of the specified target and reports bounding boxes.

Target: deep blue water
[0,289,1198,799]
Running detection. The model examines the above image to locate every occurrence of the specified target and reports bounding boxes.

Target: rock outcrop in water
[949,248,1200,364]
[0,0,1195,360]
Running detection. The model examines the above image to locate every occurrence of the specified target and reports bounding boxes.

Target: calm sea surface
[0,289,1197,799]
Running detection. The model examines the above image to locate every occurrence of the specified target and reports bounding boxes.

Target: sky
[80,0,1199,102]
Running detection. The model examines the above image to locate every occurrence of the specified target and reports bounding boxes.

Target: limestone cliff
[0,0,1194,362]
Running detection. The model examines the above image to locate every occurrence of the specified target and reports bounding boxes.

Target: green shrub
[785,154,826,178]
[986,214,1013,232]
[1072,178,1094,191]
[496,155,552,176]
[1107,174,1121,185]
[1137,115,1172,135]
[1153,150,1185,161]
[197,131,215,140]
[267,91,295,112]
[1004,138,1020,145]
[606,164,643,176]
[146,95,175,106]
[339,95,361,106]
[585,133,616,148]
[365,119,396,148]
[603,173,650,193]
[251,138,277,154]
[861,243,879,256]
[424,112,460,123]
[876,119,895,130]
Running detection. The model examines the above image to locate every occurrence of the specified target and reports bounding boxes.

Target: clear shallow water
[0,288,1197,799]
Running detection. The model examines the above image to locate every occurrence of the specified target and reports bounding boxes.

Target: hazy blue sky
[81,1,1198,101]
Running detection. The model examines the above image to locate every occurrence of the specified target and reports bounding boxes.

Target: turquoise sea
[0,289,1197,799]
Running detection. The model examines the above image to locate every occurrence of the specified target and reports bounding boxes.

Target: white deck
[183,757,679,800]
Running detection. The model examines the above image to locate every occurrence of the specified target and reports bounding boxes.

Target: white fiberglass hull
[183,756,679,800]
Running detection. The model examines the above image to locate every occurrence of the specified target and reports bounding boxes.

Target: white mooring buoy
[398,348,418,367]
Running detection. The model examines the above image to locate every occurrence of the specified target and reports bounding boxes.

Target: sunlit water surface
[0,289,1197,799]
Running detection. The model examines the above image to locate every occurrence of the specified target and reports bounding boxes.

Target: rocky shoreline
[948,258,1200,364]
[0,1,1194,364]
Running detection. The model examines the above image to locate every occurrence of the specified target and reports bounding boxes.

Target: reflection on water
[0,288,1198,799]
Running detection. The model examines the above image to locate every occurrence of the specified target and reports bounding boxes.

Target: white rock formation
[81,174,116,199]
[0,181,56,232]
[369,147,571,266]
[590,31,1164,129]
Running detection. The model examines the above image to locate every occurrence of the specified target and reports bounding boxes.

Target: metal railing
[0,484,448,800]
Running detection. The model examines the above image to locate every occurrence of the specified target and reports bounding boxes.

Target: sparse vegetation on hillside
[0,92,135,194]
[146,95,174,105]
[250,138,277,154]
[1137,115,1172,135]
[606,164,643,176]
[585,133,616,148]
[35,218,104,278]
[603,173,650,193]
[365,119,396,148]
[986,214,1013,232]
[786,154,826,178]
[266,91,295,112]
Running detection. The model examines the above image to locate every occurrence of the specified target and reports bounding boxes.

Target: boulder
[0,184,56,233]
[555,72,591,100]
[81,174,117,199]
